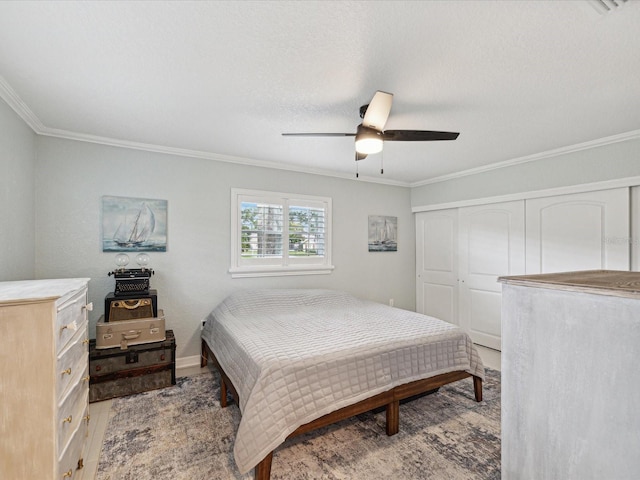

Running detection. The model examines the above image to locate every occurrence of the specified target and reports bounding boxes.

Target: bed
[200,289,484,479]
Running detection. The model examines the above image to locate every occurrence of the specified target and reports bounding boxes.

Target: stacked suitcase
[97,290,165,350]
[89,269,176,402]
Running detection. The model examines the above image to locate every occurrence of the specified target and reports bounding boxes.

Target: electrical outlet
[389,298,394,307]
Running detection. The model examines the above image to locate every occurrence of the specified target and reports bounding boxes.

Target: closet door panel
[421,283,456,324]
[458,201,525,350]
[526,188,630,274]
[415,209,458,325]
[468,289,502,337]
[631,186,640,271]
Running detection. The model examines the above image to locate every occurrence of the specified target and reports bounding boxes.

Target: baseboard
[474,345,501,372]
[176,355,201,371]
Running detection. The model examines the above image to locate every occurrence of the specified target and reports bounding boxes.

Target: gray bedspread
[201,289,484,474]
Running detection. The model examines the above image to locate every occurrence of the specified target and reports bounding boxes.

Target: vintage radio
[96,310,166,350]
[108,268,154,296]
[105,290,158,322]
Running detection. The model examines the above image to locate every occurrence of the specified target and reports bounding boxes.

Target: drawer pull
[82,302,94,312]
[84,413,91,424]
[61,368,72,376]
[82,375,90,382]
[83,338,90,345]
[62,470,73,478]
[60,320,78,332]
[63,415,72,424]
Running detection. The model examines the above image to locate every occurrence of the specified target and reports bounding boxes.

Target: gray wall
[7,89,639,361]
[411,137,640,208]
[34,136,415,360]
[0,99,36,281]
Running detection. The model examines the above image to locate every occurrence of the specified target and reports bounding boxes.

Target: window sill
[229,265,335,278]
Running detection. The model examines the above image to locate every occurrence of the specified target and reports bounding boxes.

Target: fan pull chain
[380,149,384,175]
[355,152,359,178]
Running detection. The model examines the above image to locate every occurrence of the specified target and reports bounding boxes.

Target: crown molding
[3,75,638,190]
[0,75,46,132]
[0,75,407,187]
[37,126,409,187]
[412,174,640,213]
[409,129,640,188]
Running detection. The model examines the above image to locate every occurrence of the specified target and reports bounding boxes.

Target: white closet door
[632,186,640,271]
[526,188,630,274]
[415,209,458,325]
[458,201,525,350]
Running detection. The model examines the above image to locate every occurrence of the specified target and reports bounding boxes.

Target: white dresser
[499,270,640,480]
[0,278,91,479]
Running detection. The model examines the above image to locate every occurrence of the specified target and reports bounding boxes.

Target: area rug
[97,368,500,479]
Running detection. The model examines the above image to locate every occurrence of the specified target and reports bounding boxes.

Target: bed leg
[220,377,228,408]
[473,376,483,402]
[386,400,399,436]
[255,452,273,480]
[200,340,208,368]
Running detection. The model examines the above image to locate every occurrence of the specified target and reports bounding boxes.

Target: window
[230,189,334,277]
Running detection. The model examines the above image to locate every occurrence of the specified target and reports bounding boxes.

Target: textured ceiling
[1,0,639,185]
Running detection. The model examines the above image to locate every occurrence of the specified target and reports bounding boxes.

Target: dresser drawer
[57,405,88,479]
[57,364,89,455]
[57,325,89,400]
[0,278,90,480]
[55,288,88,354]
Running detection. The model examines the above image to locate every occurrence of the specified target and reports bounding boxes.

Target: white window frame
[230,188,334,278]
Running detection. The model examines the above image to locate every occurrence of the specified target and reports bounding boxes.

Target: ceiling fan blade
[382,130,459,141]
[282,132,355,137]
[362,91,393,132]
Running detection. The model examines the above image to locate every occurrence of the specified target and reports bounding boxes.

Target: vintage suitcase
[96,310,165,350]
[104,290,158,322]
[89,330,176,403]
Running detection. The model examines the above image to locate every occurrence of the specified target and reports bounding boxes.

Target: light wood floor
[78,363,206,480]
[79,348,500,480]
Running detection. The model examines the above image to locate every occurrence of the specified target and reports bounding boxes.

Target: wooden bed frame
[201,339,482,480]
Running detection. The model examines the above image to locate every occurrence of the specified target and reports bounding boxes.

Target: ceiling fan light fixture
[355,126,383,154]
[282,91,459,161]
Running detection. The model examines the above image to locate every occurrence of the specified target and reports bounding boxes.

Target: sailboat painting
[368,215,397,252]
[102,196,167,252]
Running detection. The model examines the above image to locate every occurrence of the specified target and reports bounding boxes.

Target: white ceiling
[1,0,639,186]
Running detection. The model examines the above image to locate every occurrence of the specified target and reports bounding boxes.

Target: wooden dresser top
[498,270,640,299]
[0,278,89,305]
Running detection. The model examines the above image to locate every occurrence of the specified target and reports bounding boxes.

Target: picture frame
[368,215,397,252]
[102,196,168,252]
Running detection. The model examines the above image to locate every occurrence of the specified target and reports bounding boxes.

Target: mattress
[201,289,484,474]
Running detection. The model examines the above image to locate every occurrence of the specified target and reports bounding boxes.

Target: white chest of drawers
[499,270,640,479]
[0,278,91,479]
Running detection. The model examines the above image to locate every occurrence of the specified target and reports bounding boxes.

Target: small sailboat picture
[103,196,167,252]
[113,203,156,247]
[368,215,397,252]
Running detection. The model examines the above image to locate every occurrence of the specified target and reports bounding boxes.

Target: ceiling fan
[282,91,460,163]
